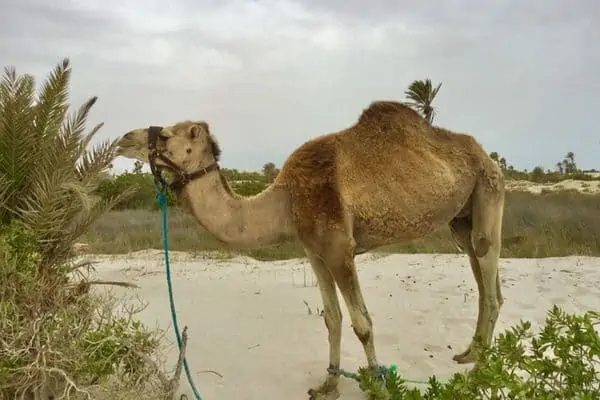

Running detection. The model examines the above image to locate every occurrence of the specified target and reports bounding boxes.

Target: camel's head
[117,120,221,174]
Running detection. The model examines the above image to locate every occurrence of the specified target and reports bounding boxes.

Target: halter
[147,125,219,191]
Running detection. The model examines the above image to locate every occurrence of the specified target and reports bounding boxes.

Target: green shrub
[358,306,600,399]
[97,170,176,209]
[232,180,268,196]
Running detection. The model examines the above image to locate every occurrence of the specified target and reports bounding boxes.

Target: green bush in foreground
[0,59,170,399]
[359,306,600,399]
[0,223,162,398]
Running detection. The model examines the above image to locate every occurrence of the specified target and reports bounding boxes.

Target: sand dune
[91,251,600,399]
[505,178,600,194]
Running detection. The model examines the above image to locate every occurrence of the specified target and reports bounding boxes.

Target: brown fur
[117,100,507,399]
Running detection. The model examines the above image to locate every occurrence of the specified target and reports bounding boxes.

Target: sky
[1,0,599,173]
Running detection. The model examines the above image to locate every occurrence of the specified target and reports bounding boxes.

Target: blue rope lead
[156,187,203,400]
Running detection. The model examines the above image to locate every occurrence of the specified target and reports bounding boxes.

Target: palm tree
[0,58,132,268]
[404,78,442,123]
[562,152,577,174]
[0,59,162,399]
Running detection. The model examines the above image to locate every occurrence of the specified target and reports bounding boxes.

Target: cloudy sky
[2,0,599,173]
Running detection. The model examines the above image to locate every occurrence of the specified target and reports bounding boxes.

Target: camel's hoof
[307,387,340,400]
[452,347,478,364]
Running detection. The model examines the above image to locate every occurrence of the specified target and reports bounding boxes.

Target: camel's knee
[350,311,373,346]
[471,231,492,258]
[485,297,500,316]
[323,306,342,332]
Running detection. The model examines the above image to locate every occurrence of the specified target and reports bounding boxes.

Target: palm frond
[59,96,98,160]
[403,78,442,123]
[33,58,71,139]
[76,136,120,189]
[0,68,38,222]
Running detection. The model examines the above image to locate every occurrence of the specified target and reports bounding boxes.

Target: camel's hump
[357,100,425,126]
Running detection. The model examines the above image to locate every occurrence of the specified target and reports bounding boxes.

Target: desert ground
[505,178,600,194]
[91,250,600,399]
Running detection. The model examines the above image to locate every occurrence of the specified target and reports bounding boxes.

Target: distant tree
[489,152,508,171]
[133,160,143,174]
[262,162,279,183]
[499,157,507,170]
[565,151,575,164]
[562,152,577,173]
[404,78,442,123]
[531,166,545,182]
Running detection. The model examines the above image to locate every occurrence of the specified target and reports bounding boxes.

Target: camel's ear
[189,121,209,138]
[160,127,175,138]
[192,121,221,161]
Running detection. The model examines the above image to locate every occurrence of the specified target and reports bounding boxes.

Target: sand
[90,251,600,399]
[505,178,600,194]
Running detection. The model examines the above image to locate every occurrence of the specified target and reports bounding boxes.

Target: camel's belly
[348,181,474,251]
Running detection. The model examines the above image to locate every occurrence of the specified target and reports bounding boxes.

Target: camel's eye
[186,148,192,154]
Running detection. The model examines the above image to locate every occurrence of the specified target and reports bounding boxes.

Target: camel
[116,100,505,399]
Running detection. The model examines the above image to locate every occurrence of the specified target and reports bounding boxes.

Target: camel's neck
[178,171,296,248]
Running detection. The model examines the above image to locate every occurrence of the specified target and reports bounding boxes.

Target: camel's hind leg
[451,180,504,365]
[304,248,343,400]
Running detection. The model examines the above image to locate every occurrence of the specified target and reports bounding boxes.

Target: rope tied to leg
[328,364,432,386]
[327,364,395,382]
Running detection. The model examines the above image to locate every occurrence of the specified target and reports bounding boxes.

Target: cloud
[1,0,599,172]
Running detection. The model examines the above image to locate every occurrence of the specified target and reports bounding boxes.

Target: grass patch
[83,190,600,260]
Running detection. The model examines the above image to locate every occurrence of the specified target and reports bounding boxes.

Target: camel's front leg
[305,251,343,400]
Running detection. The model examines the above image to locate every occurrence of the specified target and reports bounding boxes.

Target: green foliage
[232,180,268,196]
[0,58,135,268]
[358,306,600,399]
[221,167,263,182]
[77,317,159,381]
[489,150,598,184]
[0,222,163,397]
[262,162,280,183]
[0,59,164,398]
[96,169,176,209]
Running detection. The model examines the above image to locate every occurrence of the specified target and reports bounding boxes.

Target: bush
[358,306,600,399]
[0,59,175,399]
[96,170,176,210]
[232,180,268,196]
[0,223,162,398]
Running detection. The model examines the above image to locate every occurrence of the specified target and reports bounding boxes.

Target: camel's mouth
[116,132,151,162]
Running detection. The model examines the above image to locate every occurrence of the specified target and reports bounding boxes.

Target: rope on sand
[156,185,203,400]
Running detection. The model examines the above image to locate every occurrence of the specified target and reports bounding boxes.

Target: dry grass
[82,190,600,260]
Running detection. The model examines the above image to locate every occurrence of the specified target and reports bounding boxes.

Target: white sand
[505,179,600,194]
[91,251,600,399]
